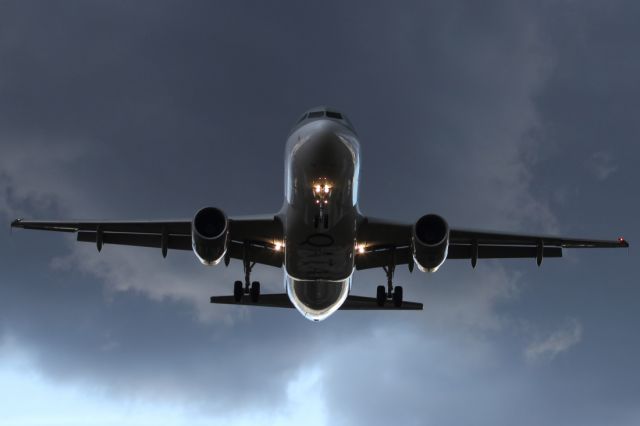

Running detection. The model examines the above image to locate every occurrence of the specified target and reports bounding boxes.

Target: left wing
[355,217,628,270]
[11,216,284,268]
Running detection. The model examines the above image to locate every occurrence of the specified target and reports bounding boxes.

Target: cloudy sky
[1,1,638,425]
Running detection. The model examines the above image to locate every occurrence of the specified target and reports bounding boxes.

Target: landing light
[312,180,332,195]
[356,244,366,254]
[274,241,284,251]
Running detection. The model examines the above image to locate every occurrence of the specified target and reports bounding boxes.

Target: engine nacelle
[412,214,449,273]
[192,207,229,265]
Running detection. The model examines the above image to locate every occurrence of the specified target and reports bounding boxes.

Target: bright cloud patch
[525,318,583,362]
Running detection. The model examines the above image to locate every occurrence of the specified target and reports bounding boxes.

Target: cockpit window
[291,108,354,134]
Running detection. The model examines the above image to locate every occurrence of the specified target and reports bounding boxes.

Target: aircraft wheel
[233,280,243,302]
[392,286,403,307]
[376,285,386,307]
[250,281,261,302]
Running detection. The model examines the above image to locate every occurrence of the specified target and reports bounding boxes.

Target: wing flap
[450,229,628,248]
[447,245,562,259]
[355,245,563,270]
[77,231,192,250]
[77,231,283,267]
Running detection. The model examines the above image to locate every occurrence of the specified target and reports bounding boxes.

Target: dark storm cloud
[1,0,638,424]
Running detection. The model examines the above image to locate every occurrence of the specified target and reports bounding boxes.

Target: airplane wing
[11,216,284,268]
[355,217,629,270]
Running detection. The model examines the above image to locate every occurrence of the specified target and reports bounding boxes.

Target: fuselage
[280,108,361,321]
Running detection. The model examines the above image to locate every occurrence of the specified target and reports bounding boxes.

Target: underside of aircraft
[11,107,629,321]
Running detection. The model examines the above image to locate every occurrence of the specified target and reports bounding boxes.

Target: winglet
[11,218,22,229]
[618,237,629,248]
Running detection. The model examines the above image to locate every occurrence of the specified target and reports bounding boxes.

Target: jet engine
[192,207,229,265]
[412,214,449,272]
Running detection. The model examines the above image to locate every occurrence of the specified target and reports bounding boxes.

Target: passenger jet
[11,107,629,321]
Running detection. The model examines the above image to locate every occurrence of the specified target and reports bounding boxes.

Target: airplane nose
[300,131,352,165]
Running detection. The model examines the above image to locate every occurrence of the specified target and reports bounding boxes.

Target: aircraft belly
[281,117,361,320]
[291,246,352,279]
[285,212,356,281]
[283,209,356,321]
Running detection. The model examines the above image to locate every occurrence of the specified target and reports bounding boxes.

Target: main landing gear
[376,253,403,307]
[233,242,260,303]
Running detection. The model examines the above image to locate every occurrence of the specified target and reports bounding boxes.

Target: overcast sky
[1,1,638,425]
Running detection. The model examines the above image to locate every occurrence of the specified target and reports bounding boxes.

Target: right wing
[355,217,628,270]
[11,216,284,268]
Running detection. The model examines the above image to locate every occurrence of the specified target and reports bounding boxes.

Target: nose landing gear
[313,211,330,229]
[233,241,261,302]
[312,179,332,229]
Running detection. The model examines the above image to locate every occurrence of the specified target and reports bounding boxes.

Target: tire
[233,280,243,302]
[250,281,261,303]
[392,286,403,307]
[323,214,329,228]
[376,285,386,307]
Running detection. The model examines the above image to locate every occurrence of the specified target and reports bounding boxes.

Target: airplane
[11,106,629,321]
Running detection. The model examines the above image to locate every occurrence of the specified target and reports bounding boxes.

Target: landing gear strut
[376,249,403,307]
[233,241,260,302]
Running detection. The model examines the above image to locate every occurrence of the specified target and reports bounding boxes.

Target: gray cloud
[1,1,639,425]
[585,151,618,181]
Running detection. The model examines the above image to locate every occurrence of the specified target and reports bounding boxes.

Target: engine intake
[192,207,229,265]
[412,214,449,272]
